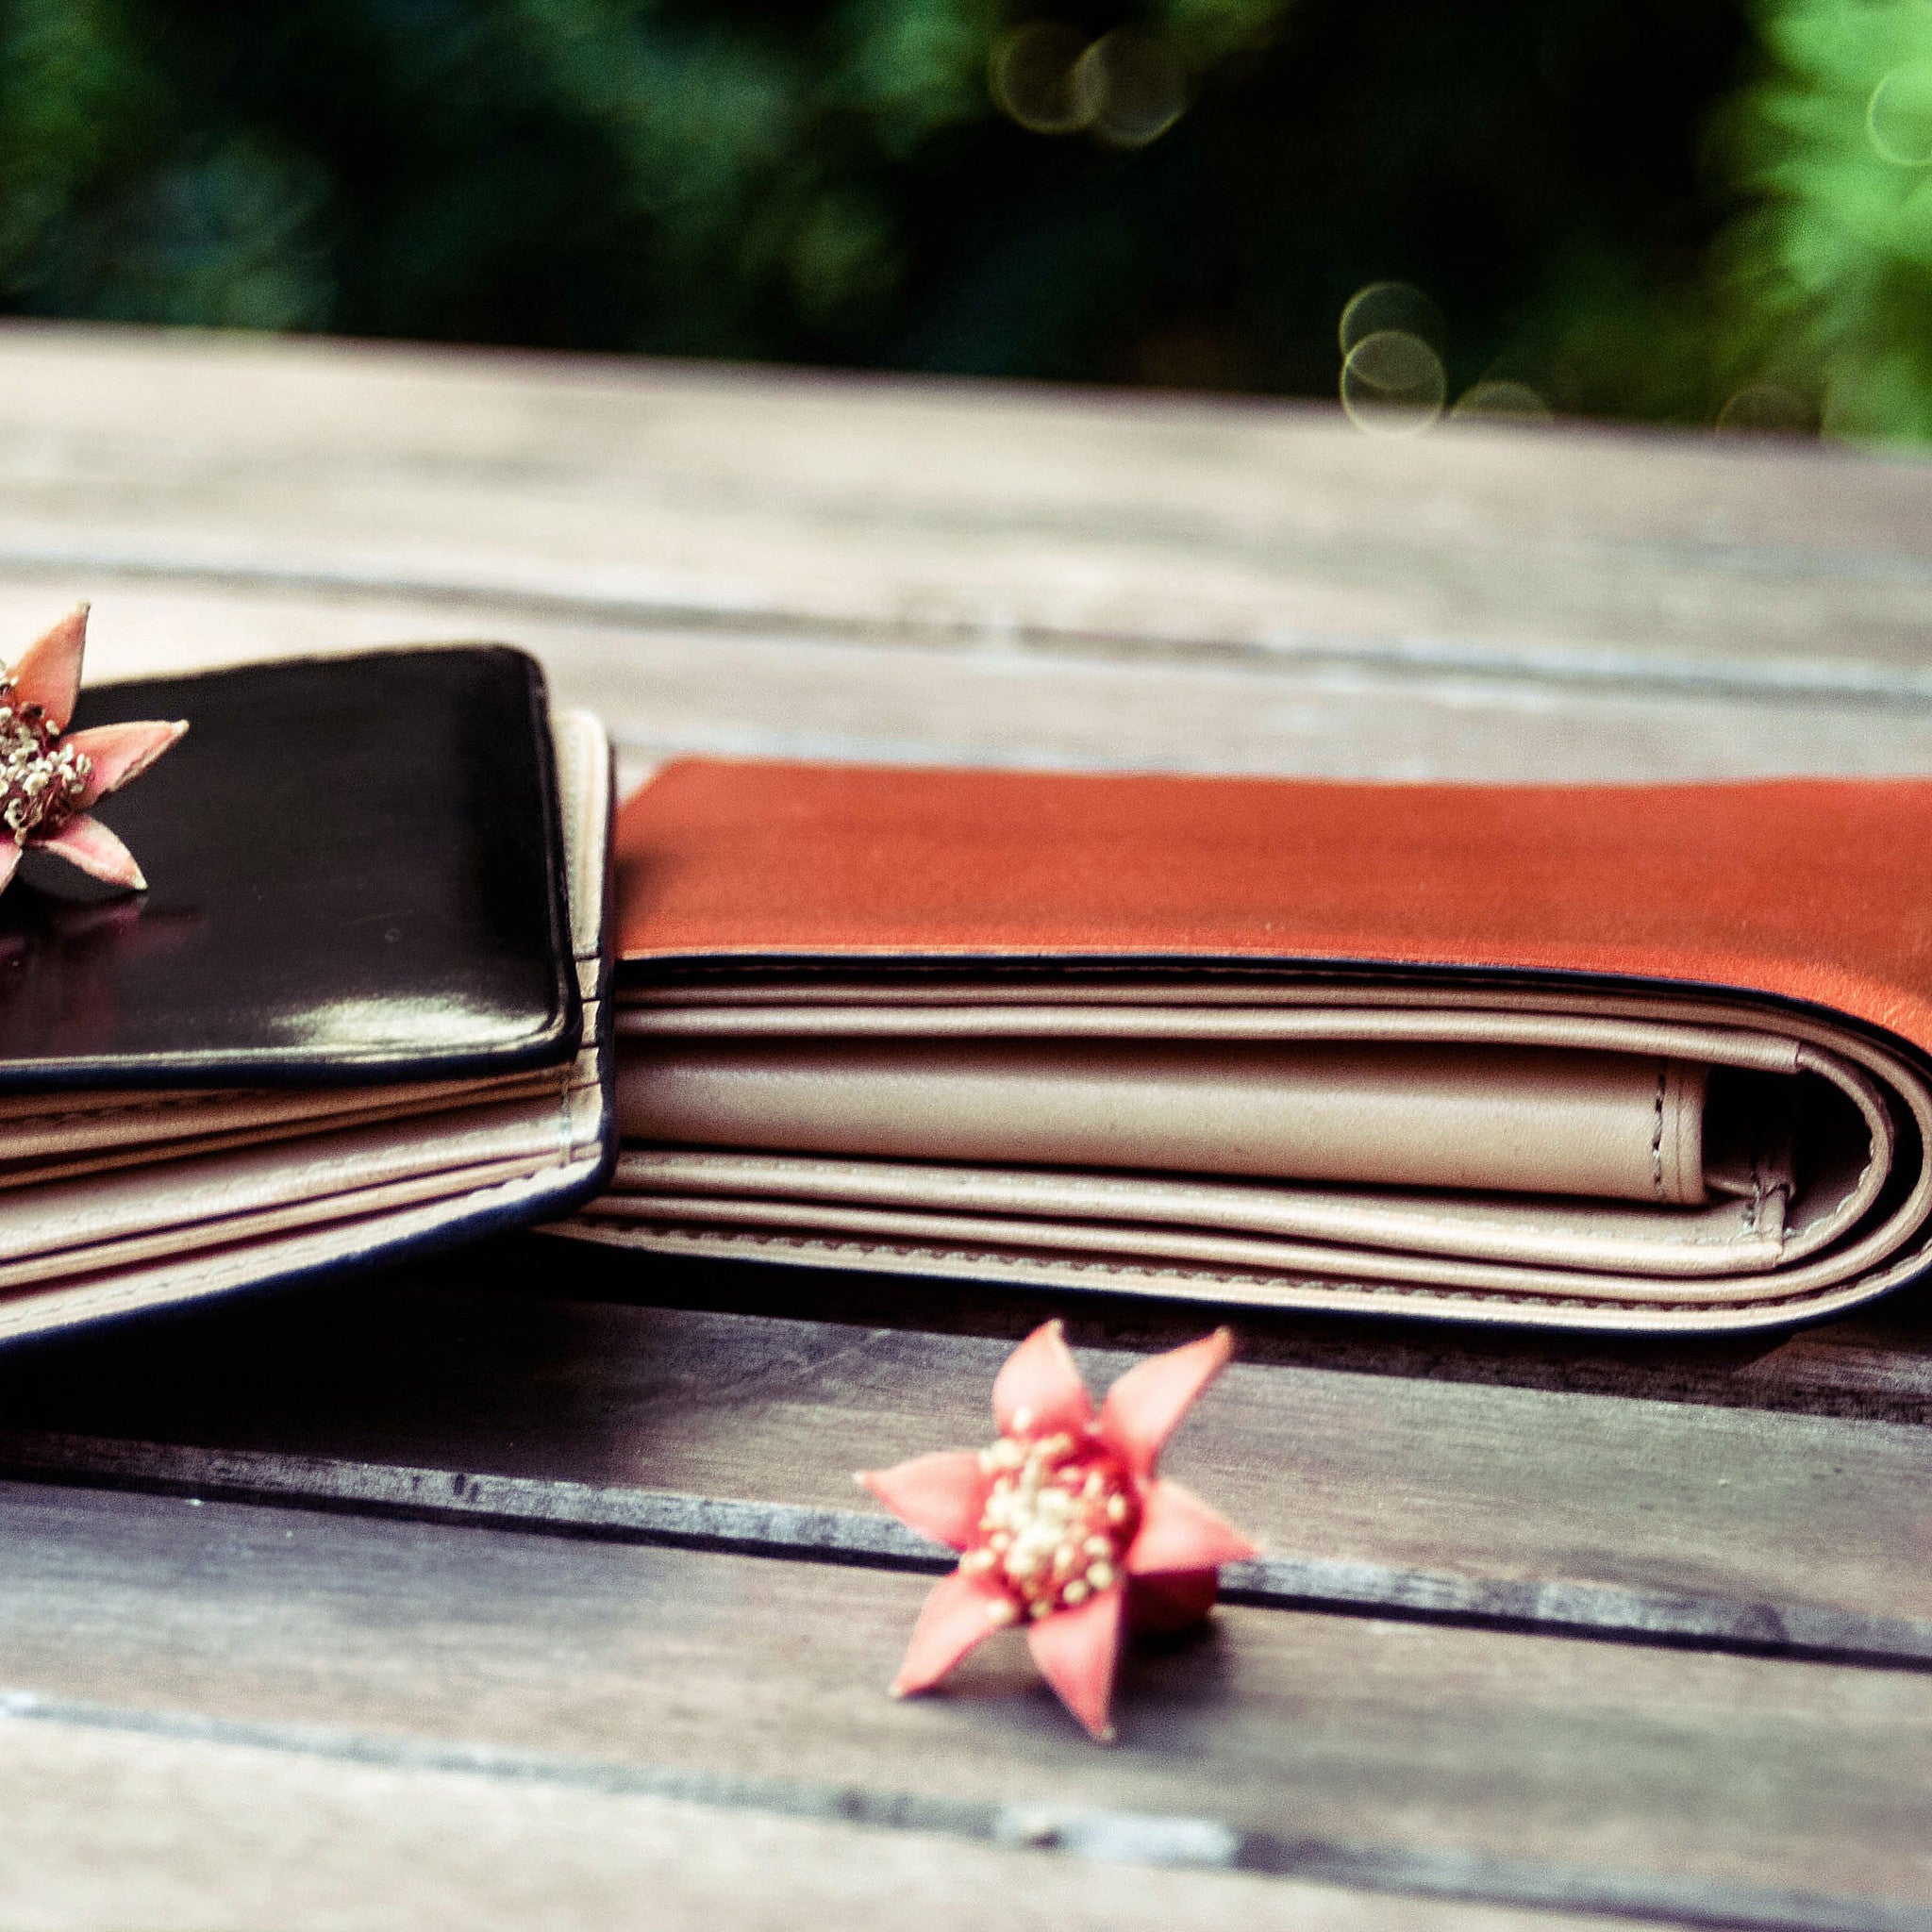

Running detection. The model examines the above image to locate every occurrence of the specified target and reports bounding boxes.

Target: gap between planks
[1,1688,1923,1932]
[3,1429,1927,1675]
[0,1714,1657,1932]
[5,1269,1930,1635]
[4,575,1932,797]
[8,1476,1930,1922]
[12,542,1932,709]
[6,323,1932,689]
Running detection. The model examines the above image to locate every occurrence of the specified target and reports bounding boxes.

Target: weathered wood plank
[0,1479,1927,1924]
[0,323,1927,689]
[8,1706,1919,1932]
[5,1713,1606,1932]
[4,1271,1928,1637]
[0,322,1924,1926]
[0,576,1926,802]
[0,331,1928,789]
[10,1433,1930,1674]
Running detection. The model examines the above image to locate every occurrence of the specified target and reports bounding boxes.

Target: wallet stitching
[591,1222,1883,1314]
[0,1091,259,1133]
[612,1197,1780,1268]
[620,1153,1775,1252]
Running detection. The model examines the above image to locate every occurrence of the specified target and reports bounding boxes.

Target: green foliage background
[0,0,1923,437]
[1718,0,1932,441]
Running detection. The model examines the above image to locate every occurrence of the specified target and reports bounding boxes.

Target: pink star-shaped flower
[0,608,187,896]
[859,1321,1257,1741]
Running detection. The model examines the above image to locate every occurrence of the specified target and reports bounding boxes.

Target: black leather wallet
[0,644,615,1347]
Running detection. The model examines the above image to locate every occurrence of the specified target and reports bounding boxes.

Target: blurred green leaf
[1716,0,1932,441]
[0,0,1857,443]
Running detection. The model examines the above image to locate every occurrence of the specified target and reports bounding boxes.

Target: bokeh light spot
[1450,379,1551,422]
[1716,381,1818,434]
[990,23,1095,134]
[1341,329,1446,434]
[1868,65,1932,165]
[1339,280,1444,357]
[1074,30,1189,148]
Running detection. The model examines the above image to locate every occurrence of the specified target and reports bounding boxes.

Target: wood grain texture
[0,575,1919,801]
[6,1715,1613,1932]
[0,322,1928,692]
[10,1434,1930,1673]
[0,325,1924,793]
[1,1479,1928,1924]
[2,323,1931,1919]
[5,1274,1929,1633]
[9,1703,1924,1932]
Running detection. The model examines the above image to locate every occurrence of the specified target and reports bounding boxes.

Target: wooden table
[0,320,1928,1931]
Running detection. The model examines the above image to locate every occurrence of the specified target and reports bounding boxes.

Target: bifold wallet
[0,645,612,1346]
[551,757,1932,1334]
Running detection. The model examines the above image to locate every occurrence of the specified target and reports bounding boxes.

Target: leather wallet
[550,757,1932,1334]
[0,646,614,1346]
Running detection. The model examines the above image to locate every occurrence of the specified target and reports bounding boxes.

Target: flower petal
[10,607,87,731]
[859,1451,989,1551]
[68,720,188,808]
[1099,1326,1235,1476]
[890,1570,1011,1697]
[1025,1584,1125,1741]
[991,1319,1093,1438]
[1125,1478,1257,1575]
[36,813,145,890]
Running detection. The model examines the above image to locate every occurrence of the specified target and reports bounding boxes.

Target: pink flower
[859,1320,1257,1742]
[0,608,187,895]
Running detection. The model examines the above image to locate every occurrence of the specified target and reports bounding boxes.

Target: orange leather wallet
[548,757,1932,1333]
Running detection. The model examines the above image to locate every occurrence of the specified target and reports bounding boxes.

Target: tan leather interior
[0,708,611,1345]
[554,971,1926,1333]
[618,1039,1712,1204]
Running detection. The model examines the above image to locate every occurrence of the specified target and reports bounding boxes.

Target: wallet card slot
[560,1217,1902,1334]
[0,1069,558,1166]
[0,1153,542,1299]
[618,1040,1714,1206]
[577,1191,1800,1303]
[616,997,1805,1071]
[0,1089,577,1277]
[608,1148,1790,1277]
[0,1152,606,1343]
[579,965,1932,1329]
